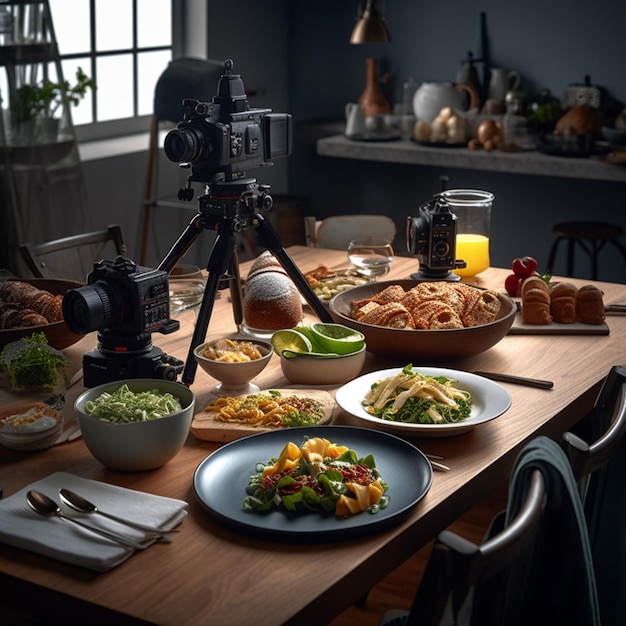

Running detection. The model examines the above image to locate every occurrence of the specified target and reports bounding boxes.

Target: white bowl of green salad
[75,379,195,471]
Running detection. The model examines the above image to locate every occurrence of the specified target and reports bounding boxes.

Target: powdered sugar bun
[243,269,303,331]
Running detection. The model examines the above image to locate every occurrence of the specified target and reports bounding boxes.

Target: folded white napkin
[0,472,188,572]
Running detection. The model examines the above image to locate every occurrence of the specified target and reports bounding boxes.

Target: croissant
[550,282,577,324]
[522,287,552,325]
[0,280,64,328]
[576,285,605,325]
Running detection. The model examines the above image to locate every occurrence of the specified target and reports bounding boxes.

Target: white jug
[488,68,521,103]
[345,102,367,137]
[413,81,478,124]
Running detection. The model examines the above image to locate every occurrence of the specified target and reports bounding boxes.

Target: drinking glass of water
[347,238,394,280]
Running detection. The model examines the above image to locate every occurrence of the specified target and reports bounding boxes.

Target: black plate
[193,425,433,540]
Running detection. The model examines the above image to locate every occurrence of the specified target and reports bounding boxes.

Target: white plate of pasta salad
[335,366,512,437]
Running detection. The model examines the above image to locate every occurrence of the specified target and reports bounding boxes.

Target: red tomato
[504,273,523,297]
[512,256,539,278]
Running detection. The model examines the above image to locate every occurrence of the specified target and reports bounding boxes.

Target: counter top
[317,133,626,183]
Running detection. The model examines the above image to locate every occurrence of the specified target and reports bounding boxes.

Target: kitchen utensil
[26,490,149,550]
[58,488,177,536]
[564,75,601,109]
[345,102,367,137]
[456,51,482,104]
[473,371,553,389]
[413,81,478,124]
[488,68,521,103]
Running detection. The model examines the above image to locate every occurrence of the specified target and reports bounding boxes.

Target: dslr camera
[62,257,184,387]
[163,59,292,187]
[406,195,465,280]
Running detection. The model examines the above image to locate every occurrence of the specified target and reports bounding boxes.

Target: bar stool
[546,221,626,280]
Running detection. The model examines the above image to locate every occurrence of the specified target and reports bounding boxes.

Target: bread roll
[521,276,548,299]
[576,285,605,325]
[243,270,303,331]
[550,282,578,323]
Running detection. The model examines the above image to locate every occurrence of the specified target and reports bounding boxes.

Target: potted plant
[13,66,95,143]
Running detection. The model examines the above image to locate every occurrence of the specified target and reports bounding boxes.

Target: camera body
[406,196,465,280]
[163,60,292,185]
[62,257,183,387]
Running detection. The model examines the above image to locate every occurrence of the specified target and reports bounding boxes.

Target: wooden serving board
[190,389,335,443]
[509,313,609,335]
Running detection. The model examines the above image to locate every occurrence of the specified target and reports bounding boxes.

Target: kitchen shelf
[317,134,626,183]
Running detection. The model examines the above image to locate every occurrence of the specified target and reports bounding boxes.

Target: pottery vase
[358,58,390,117]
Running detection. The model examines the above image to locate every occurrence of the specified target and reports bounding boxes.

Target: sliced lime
[271,329,312,357]
[310,323,365,355]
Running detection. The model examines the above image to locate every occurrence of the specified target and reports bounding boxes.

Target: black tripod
[158,176,333,386]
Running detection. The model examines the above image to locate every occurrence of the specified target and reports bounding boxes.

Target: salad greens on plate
[243,436,389,518]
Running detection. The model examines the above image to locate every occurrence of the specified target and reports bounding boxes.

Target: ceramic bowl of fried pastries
[0,278,85,350]
[328,279,516,362]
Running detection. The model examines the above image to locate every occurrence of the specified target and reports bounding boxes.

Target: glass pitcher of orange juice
[441,189,494,278]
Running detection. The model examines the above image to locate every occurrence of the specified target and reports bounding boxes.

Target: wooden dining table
[1,245,625,626]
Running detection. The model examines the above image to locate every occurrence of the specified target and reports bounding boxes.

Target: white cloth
[0,471,188,572]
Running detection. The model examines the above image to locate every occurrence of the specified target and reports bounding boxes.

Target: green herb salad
[85,384,182,423]
[362,364,472,425]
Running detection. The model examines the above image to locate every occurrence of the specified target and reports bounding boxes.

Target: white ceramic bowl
[193,338,273,396]
[280,345,366,385]
[75,379,195,471]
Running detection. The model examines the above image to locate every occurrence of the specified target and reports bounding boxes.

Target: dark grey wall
[286,0,626,283]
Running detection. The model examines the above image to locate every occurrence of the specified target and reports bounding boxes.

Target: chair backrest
[563,365,626,494]
[20,224,127,282]
[304,214,397,249]
[562,365,626,626]
[403,470,545,626]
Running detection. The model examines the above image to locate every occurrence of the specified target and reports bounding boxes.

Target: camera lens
[164,127,206,163]
[62,283,118,335]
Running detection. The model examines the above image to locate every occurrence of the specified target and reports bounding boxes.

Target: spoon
[58,488,177,536]
[26,490,150,550]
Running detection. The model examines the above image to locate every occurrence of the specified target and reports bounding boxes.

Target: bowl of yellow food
[75,379,195,471]
[328,279,516,362]
[193,337,274,396]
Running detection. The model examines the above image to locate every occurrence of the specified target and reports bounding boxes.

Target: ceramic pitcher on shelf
[412,81,478,124]
[345,102,367,137]
[488,68,521,103]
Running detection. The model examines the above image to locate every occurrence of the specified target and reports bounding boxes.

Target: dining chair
[304,214,397,249]
[562,364,626,626]
[381,436,600,626]
[20,224,127,282]
[380,470,546,626]
[138,57,224,265]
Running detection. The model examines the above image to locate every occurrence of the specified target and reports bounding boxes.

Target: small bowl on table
[193,338,273,397]
[75,379,195,472]
[279,345,367,386]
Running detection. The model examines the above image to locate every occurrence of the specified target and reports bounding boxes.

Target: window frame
[51,0,187,143]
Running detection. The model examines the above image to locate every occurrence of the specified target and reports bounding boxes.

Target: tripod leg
[181,229,236,386]
[252,213,333,323]
[157,213,206,273]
